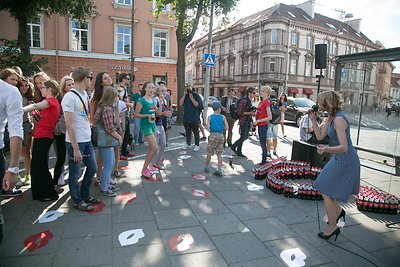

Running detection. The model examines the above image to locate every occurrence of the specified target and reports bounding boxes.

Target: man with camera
[220,88,238,147]
[179,86,203,151]
[231,87,256,158]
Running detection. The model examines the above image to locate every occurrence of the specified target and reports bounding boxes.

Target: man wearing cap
[205,101,228,176]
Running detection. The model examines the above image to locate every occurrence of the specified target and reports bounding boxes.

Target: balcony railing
[262,44,286,52]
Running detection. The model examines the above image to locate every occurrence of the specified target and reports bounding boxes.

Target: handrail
[353,145,400,176]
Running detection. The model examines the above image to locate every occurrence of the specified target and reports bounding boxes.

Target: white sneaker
[57,174,66,186]
[193,145,200,152]
[182,144,189,150]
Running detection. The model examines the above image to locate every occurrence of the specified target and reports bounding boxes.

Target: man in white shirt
[62,67,98,211]
[0,79,23,243]
[299,113,314,143]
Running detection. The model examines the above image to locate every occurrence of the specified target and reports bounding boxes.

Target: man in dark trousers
[230,87,256,158]
[179,86,203,151]
[220,88,238,147]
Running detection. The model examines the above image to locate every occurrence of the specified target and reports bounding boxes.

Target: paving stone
[203,179,240,192]
[268,205,316,225]
[154,208,200,230]
[230,256,285,267]
[248,191,292,209]
[113,243,171,267]
[112,221,162,247]
[187,198,230,215]
[111,203,154,224]
[63,214,111,238]
[211,232,273,263]
[0,254,54,267]
[213,190,254,204]
[169,250,228,267]
[227,203,273,220]
[53,236,112,267]
[244,217,298,241]
[264,236,331,266]
[148,194,188,210]
[160,226,215,255]
[197,213,246,236]
[143,182,180,195]
[371,246,400,266]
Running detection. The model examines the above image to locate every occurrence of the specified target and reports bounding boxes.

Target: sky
[201,0,400,72]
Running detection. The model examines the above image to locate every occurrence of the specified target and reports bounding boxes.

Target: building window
[346,44,351,54]
[153,75,166,85]
[290,59,297,74]
[291,32,298,47]
[306,36,313,50]
[332,42,338,55]
[269,58,276,72]
[251,58,257,74]
[71,20,89,51]
[330,65,336,79]
[353,46,358,54]
[252,32,259,48]
[228,61,235,78]
[270,29,278,44]
[305,61,312,76]
[229,39,235,52]
[28,17,42,48]
[243,36,249,50]
[196,50,201,61]
[323,39,330,55]
[115,24,131,54]
[152,1,170,12]
[153,29,168,58]
[219,42,224,54]
[219,61,224,77]
[242,58,248,74]
[116,0,131,5]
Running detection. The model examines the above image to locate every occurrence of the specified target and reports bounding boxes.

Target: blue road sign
[204,53,216,67]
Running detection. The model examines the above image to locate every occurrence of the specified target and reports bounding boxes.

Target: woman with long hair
[278,92,287,137]
[0,68,20,87]
[53,76,74,190]
[16,76,35,187]
[134,82,158,178]
[32,72,50,103]
[310,91,360,241]
[93,86,122,197]
[23,80,61,201]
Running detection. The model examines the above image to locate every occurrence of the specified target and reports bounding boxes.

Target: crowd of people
[0,65,360,243]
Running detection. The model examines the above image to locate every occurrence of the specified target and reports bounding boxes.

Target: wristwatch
[7,167,19,174]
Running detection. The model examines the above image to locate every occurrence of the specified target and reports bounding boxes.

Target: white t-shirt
[299,114,313,142]
[61,89,91,143]
[118,100,127,124]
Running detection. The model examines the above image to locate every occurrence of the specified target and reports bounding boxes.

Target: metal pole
[129,0,135,95]
[356,67,367,145]
[256,21,262,93]
[202,1,214,124]
[316,68,323,98]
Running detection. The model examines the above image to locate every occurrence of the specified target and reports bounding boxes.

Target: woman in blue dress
[310,91,360,241]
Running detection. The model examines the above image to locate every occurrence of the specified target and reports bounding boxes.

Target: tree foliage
[152,0,238,122]
[0,0,97,75]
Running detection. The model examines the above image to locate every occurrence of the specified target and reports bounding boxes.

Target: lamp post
[129,0,135,95]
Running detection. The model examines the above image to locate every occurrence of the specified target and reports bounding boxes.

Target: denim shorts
[267,123,279,138]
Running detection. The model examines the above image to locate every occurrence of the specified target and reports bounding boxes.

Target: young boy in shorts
[205,101,228,177]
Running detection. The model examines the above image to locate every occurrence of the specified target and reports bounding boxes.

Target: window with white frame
[229,39,235,52]
[332,41,338,55]
[243,36,249,50]
[153,29,168,58]
[306,36,313,50]
[251,58,257,74]
[291,32,298,47]
[305,61,312,76]
[152,1,170,12]
[270,29,278,44]
[115,25,131,54]
[28,17,42,48]
[228,61,235,78]
[252,32,259,48]
[242,58,248,74]
[290,59,297,74]
[269,58,276,72]
[219,60,224,76]
[330,65,336,79]
[116,0,131,5]
[219,42,224,54]
[71,20,89,51]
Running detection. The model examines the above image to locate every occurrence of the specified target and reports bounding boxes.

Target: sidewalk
[0,123,399,266]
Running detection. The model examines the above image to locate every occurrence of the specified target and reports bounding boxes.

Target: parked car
[285,97,316,126]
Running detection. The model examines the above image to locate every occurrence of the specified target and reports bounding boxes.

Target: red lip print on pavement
[23,230,54,252]
[118,193,137,204]
[88,201,105,215]
[168,233,194,252]
[192,173,208,180]
[191,189,211,198]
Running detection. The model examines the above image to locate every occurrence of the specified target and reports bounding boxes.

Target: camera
[250,106,257,112]
[185,88,191,94]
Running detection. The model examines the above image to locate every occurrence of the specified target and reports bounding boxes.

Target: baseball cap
[212,101,222,110]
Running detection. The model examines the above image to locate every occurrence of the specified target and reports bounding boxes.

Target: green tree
[0,0,97,75]
[152,0,238,122]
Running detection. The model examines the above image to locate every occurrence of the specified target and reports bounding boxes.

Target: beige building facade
[187,0,380,106]
[0,0,178,98]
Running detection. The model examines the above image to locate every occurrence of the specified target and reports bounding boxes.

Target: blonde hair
[260,85,272,98]
[318,91,343,116]
[99,86,118,107]
[60,76,74,98]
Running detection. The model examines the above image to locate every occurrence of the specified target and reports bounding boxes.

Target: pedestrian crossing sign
[204,53,216,67]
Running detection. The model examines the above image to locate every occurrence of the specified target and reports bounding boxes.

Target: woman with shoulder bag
[93,86,122,197]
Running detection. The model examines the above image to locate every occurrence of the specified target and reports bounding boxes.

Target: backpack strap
[70,89,89,117]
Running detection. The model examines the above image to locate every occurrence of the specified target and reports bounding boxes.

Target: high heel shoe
[318,228,340,241]
[326,209,346,225]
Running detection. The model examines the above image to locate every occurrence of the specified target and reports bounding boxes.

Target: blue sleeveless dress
[314,112,360,202]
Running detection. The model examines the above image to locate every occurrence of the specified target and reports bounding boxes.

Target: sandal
[141,169,152,178]
[73,202,94,211]
[85,196,101,204]
[113,170,121,177]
